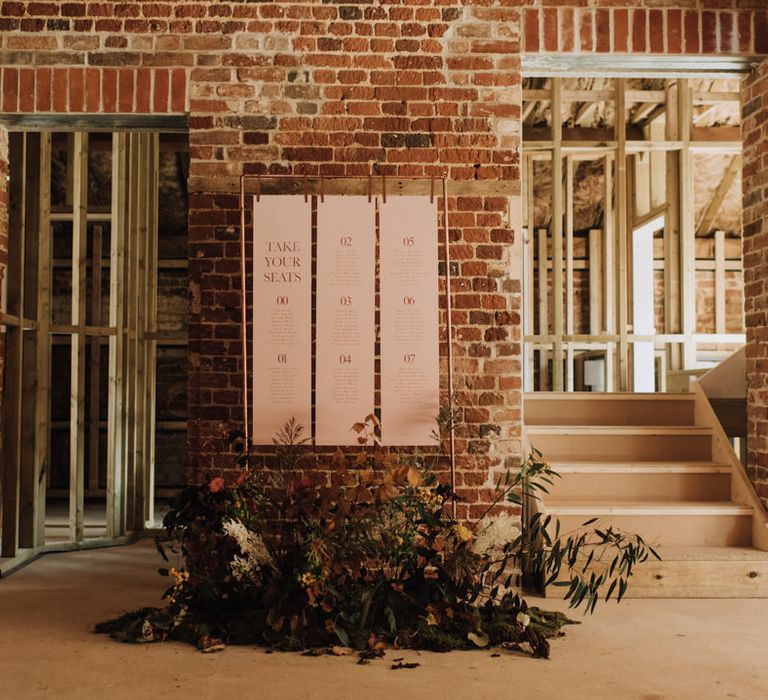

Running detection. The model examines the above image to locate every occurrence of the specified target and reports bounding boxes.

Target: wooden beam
[188,176,521,197]
[603,154,615,392]
[32,131,52,548]
[143,133,159,526]
[665,80,682,372]
[565,155,574,391]
[537,228,549,391]
[524,154,535,391]
[88,224,103,492]
[714,230,726,339]
[19,132,41,548]
[679,80,697,369]
[551,77,564,391]
[69,132,88,542]
[695,154,741,235]
[1,133,25,558]
[107,132,127,538]
[616,78,629,391]
[589,229,602,336]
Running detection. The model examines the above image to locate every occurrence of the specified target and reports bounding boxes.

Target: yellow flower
[169,567,188,588]
[453,524,473,543]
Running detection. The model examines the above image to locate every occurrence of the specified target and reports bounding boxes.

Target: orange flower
[209,476,225,493]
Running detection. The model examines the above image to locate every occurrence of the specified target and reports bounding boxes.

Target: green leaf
[334,625,351,647]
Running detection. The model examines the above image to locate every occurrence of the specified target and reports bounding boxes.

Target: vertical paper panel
[380,196,440,445]
[316,196,376,445]
[252,196,312,444]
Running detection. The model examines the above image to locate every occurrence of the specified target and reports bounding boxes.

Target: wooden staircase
[524,391,768,597]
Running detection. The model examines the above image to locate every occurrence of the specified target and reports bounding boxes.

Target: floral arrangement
[96,416,658,659]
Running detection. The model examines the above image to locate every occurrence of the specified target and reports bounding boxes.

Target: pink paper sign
[380,196,440,446]
[316,196,376,445]
[252,196,312,445]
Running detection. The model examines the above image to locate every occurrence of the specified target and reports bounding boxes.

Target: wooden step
[545,546,768,598]
[545,462,731,501]
[541,501,753,547]
[524,392,696,427]
[527,426,713,461]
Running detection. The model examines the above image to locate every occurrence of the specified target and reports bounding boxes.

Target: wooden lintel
[187,176,521,197]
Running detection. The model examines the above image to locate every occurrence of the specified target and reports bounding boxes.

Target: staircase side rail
[691,381,768,551]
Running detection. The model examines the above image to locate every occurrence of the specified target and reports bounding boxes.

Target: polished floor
[0,541,766,700]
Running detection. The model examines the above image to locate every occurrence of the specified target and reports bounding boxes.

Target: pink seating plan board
[315,196,376,445]
[252,195,313,444]
[379,196,440,446]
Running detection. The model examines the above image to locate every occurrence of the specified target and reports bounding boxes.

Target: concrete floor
[0,541,766,700]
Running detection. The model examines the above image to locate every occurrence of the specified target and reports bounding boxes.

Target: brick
[35,67,51,111]
[667,10,682,55]
[524,8,539,53]
[702,11,717,54]
[595,9,610,54]
[719,12,735,54]
[738,11,752,54]
[85,68,100,112]
[613,9,628,53]
[542,8,557,53]
[153,68,169,112]
[649,10,664,53]
[18,68,34,112]
[685,10,700,54]
[2,67,18,112]
[171,68,186,112]
[579,10,593,53]
[136,68,151,112]
[68,67,84,111]
[52,67,67,111]
[102,67,117,112]
[117,68,134,112]
[632,9,647,53]
[755,12,768,54]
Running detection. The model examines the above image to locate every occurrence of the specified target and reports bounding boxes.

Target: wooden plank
[616,78,629,391]
[603,154,615,392]
[565,155,574,391]
[107,132,127,538]
[188,176,521,197]
[714,230,726,343]
[143,132,159,526]
[88,224,103,492]
[664,80,682,373]
[551,77,564,391]
[69,132,88,542]
[124,133,139,531]
[588,229,602,336]
[32,131,52,548]
[537,228,549,391]
[133,133,149,529]
[1,133,25,558]
[19,132,41,548]
[524,154,535,392]
[679,80,697,369]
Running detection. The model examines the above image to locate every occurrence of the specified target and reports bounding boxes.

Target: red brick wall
[522,4,767,54]
[742,58,768,508]
[0,1,765,517]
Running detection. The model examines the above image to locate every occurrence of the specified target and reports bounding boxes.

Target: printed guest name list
[252,196,312,444]
[316,197,376,445]
[380,196,440,445]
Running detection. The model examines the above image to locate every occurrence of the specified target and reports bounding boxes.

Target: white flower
[516,612,530,628]
[222,519,273,581]
[472,512,521,556]
[472,512,523,603]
